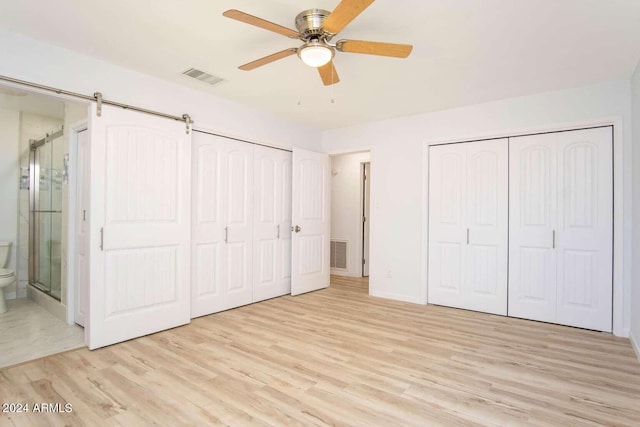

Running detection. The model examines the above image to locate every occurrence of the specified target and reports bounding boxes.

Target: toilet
[0,241,15,314]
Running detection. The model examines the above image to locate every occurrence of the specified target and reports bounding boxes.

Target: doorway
[362,162,370,277]
[329,151,371,284]
[0,84,86,367]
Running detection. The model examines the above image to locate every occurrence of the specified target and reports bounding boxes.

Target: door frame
[326,148,373,286]
[65,119,89,330]
[361,162,370,277]
[422,117,627,337]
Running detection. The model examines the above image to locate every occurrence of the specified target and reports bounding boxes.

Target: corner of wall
[630,329,640,362]
[630,56,640,361]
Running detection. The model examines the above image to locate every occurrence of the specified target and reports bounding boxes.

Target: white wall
[330,151,370,277]
[0,28,321,151]
[322,80,633,336]
[631,59,640,357]
[0,108,20,297]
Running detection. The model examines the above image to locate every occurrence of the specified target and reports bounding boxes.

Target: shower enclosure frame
[28,128,64,301]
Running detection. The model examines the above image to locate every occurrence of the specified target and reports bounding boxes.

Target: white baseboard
[330,269,361,278]
[369,290,423,305]
[630,331,640,362]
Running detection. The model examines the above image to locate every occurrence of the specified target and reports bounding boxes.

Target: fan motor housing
[295,9,330,38]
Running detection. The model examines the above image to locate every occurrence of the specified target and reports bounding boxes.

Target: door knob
[292,225,301,233]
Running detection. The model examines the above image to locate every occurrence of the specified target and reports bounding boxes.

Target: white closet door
[291,148,330,296]
[253,146,292,302]
[191,133,253,317]
[509,133,558,323]
[428,140,508,314]
[464,139,508,315]
[555,127,612,331]
[88,104,191,349]
[428,144,467,309]
[225,143,254,308]
[191,132,227,317]
[509,127,612,332]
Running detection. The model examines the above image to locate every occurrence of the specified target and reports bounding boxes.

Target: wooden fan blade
[323,0,375,35]
[338,40,413,58]
[223,9,300,38]
[318,61,340,86]
[239,48,298,71]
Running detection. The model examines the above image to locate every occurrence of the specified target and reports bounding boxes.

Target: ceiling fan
[223,0,413,86]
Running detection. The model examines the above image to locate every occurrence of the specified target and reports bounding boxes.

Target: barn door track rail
[0,74,193,134]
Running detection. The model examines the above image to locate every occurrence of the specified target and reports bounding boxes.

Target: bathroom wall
[0,108,20,298]
[17,113,64,298]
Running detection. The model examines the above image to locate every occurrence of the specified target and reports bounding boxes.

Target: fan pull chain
[331,63,335,104]
[297,57,302,106]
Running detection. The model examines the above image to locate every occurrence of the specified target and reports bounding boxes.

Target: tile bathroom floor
[0,298,84,368]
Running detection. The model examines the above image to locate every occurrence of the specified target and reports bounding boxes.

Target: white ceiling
[0,87,65,119]
[1,0,640,130]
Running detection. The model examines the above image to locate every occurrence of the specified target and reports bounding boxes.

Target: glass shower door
[29,129,64,301]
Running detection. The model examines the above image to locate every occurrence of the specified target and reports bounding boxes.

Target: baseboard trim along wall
[369,290,422,305]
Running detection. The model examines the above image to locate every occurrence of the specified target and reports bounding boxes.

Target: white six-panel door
[253,146,292,302]
[428,139,508,315]
[191,132,253,317]
[88,104,191,349]
[509,127,613,331]
[291,148,330,296]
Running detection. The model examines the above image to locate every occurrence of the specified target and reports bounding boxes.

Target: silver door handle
[552,230,555,249]
[224,226,228,243]
[466,228,470,245]
[277,225,280,239]
[100,227,104,251]
[292,225,301,233]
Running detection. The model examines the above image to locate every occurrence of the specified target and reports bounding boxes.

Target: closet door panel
[556,127,612,331]
[279,155,293,289]
[253,146,291,302]
[191,134,227,317]
[225,144,253,308]
[465,139,508,315]
[509,134,557,322]
[428,145,467,308]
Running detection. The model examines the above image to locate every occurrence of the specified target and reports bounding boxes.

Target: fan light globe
[299,42,333,67]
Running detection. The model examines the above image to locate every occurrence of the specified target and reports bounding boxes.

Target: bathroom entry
[29,129,64,300]
[330,151,371,280]
[362,162,370,277]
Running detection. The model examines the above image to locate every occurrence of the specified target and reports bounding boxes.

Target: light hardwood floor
[1,276,639,426]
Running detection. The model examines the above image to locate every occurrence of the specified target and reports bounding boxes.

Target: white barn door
[88,104,191,349]
[291,148,330,296]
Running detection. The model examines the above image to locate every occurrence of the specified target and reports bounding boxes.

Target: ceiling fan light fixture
[298,40,334,67]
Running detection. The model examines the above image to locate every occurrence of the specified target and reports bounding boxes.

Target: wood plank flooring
[1,276,639,426]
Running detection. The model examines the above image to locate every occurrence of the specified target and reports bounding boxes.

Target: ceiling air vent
[182,68,224,86]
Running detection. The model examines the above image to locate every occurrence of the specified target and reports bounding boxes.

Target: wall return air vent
[182,68,224,86]
[330,240,348,270]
